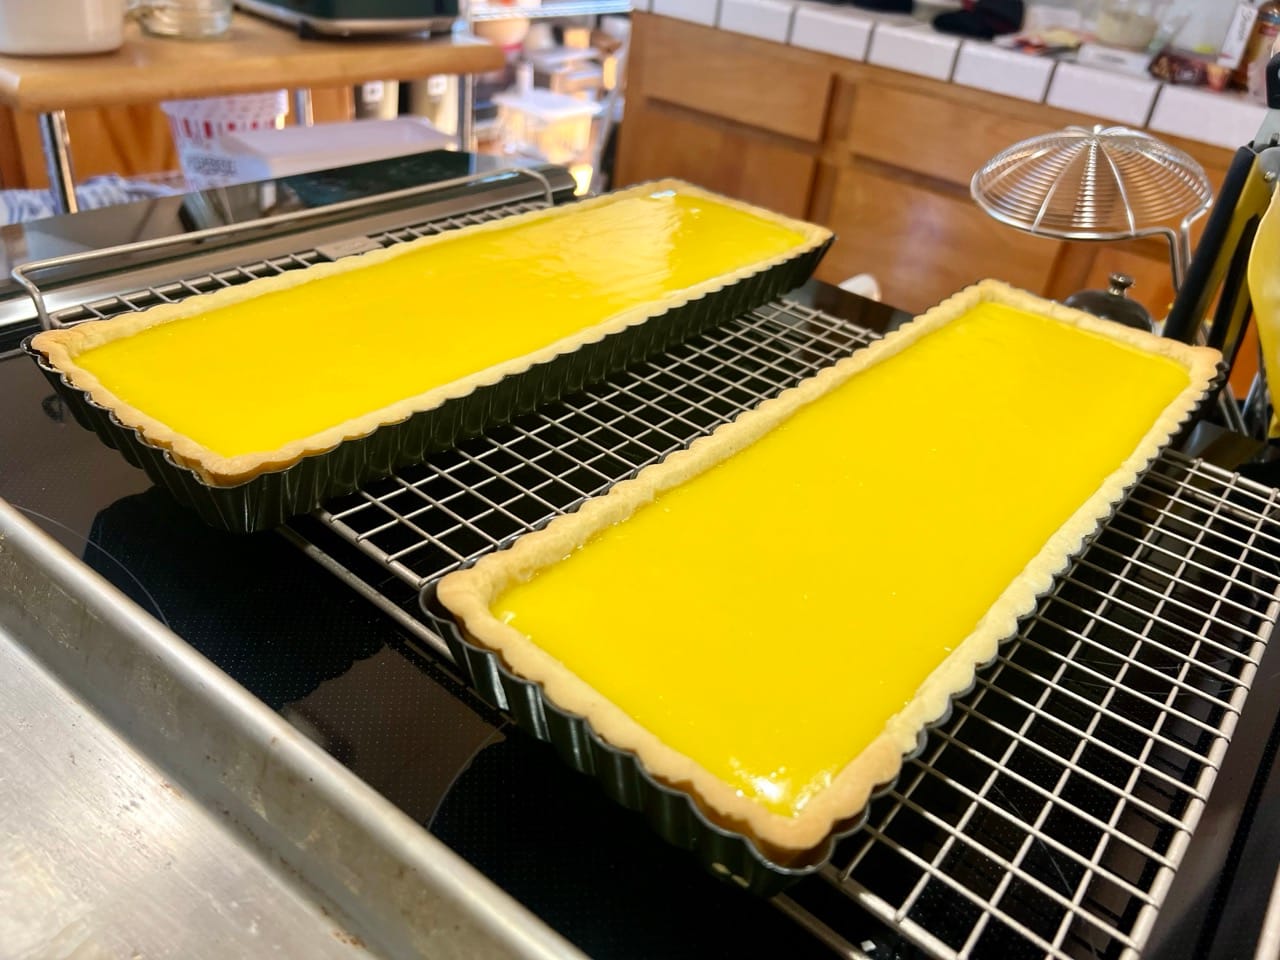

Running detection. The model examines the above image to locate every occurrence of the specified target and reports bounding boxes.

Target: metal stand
[291,89,315,127]
[456,74,475,152]
[38,111,78,215]
[971,127,1212,297]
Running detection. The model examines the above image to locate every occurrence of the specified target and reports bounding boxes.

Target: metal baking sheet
[1,596,376,960]
[0,496,583,960]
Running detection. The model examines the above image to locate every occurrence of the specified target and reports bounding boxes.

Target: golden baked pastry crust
[29,179,831,487]
[436,279,1221,858]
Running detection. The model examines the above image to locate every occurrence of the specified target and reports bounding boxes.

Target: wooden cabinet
[631,14,832,143]
[617,14,1234,331]
[1,105,177,190]
[616,12,829,218]
[845,83,1051,191]
[819,167,1062,313]
[620,100,816,218]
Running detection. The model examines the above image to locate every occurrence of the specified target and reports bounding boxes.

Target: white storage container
[0,0,124,54]
[492,87,601,164]
[216,117,454,181]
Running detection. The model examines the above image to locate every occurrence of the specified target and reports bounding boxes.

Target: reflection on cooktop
[431,731,837,960]
[83,487,506,824]
[87,489,384,707]
[1,348,858,957]
[78,487,847,957]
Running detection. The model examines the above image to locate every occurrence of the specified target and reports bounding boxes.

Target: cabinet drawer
[849,84,1054,188]
[639,15,833,143]
[818,167,1059,313]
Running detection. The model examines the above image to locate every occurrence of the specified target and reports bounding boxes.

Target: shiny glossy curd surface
[72,190,808,458]
[494,303,1192,818]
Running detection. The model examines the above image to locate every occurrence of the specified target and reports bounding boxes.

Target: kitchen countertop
[0,601,377,960]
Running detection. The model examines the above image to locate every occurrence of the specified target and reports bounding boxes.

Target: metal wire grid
[48,189,1274,957]
[302,299,1278,960]
[42,199,552,327]
[315,298,878,599]
[782,453,1279,960]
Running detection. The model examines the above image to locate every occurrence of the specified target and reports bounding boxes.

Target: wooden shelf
[0,13,502,112]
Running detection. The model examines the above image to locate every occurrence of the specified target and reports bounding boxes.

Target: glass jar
[1093,0,1171,50]
[130,0,232,40]
[1245,1,1280,103]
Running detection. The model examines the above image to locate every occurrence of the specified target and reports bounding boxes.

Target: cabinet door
[819,167,1061,314]
[633,14,832,144]
[849,83,1055,189]
[616,101,816,220]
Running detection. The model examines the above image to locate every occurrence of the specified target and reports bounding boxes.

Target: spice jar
[1244,1,1280,103]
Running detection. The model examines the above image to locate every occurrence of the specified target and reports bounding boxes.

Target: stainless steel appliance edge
[0,497,585,960]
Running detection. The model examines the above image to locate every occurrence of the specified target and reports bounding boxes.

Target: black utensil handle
[1164,146,1257,344]
[1269,52,1280,109]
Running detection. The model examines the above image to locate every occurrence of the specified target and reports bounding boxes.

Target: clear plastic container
[492,69,600,164]
[1093,0,1171,49]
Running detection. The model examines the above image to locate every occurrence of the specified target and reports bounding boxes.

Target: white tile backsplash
[867,21,959,82]
[1046,61,1160,127]
[1148,85,1264,151]
[953,41,1055,103]
[646,3,1244,151]
[718,0,794,43]
[652,0,720,27]
[788,3,873,61]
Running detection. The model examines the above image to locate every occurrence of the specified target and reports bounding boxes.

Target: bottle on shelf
[1239,0,1280,102]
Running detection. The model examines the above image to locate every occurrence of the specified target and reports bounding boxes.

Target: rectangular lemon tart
[435,280,1220,874]
[28,180,830,532]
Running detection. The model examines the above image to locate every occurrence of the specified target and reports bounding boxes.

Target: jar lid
[1063,273,1154,331]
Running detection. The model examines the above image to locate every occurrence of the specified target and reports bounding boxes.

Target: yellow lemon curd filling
[70,190,808,459]
[493,303,1192,819]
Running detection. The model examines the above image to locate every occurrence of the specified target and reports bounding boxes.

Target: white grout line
[653,2,1249,150]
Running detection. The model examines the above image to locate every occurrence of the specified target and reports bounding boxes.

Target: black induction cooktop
[3,154,1279,960]
[0,154,888,957]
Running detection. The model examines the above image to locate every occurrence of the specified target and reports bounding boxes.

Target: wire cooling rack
[38,181,1275,958]
[779,452,1278,959]
[313,299,878,628]
[293,297,1279,960]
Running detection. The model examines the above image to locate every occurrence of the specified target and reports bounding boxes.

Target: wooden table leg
[292,89,315,127]
[38,110,78,214]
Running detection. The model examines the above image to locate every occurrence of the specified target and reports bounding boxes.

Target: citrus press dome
[971,125,1212,240]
